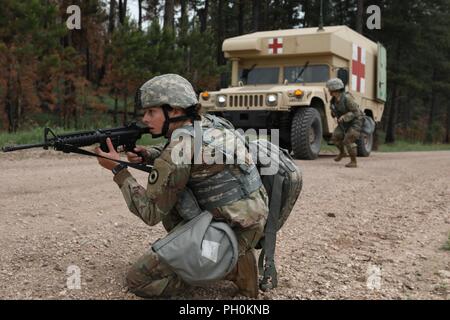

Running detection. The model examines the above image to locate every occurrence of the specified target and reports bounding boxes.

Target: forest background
[1,0,450,149]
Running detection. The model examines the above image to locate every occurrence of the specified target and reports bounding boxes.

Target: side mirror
[337,69,349,86]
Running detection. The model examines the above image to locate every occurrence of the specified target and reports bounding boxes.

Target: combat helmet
[138,74,198,109]
[135,74,199,137]
[326,78,345,92]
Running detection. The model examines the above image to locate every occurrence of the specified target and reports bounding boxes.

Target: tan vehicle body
[200,26,386,159]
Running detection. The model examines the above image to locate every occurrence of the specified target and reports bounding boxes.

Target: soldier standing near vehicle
[94,74,268,298]
[326,78,364,168]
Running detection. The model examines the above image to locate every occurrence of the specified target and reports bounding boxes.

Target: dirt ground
[0,149,449,300]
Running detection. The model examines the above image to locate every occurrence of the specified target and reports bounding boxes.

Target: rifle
[330,102,346,132]
[1,122,154,173]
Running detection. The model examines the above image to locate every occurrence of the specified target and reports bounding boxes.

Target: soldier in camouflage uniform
[95,74,268,298]
[326,78,364,168]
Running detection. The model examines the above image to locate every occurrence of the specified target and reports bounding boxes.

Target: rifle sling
[55,143,154,173]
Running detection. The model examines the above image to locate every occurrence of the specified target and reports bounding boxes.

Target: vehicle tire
[291,108,322,160]
[356,131,373,157]
[279,113,292,151]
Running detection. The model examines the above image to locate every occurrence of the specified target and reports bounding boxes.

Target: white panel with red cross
[268,37,283,54]
[351,43,366,94]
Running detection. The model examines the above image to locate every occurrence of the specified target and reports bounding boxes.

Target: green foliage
[0,0,449,145]
[378,141,450,152]
[442,234,450,251]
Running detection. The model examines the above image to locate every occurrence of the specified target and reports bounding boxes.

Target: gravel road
[0,150,449,299]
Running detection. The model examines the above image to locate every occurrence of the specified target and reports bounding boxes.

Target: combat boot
[334,145,346,162]
[225,249,259,298]
[345,147,357,168]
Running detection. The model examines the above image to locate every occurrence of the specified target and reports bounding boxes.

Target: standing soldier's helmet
[138,74,199,109]
[326,78,345,92]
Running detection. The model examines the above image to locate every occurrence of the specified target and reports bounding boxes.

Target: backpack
[202,114,303,291]
[249,139,302,291]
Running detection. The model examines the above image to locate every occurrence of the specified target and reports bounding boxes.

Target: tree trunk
[385,85,399,144]
[16,72,22,131]
[301,0,309,27]
[445,102,450,144]
[118,0,126,25]
[5,51,16,133]
[138,0,143,30]
[86,46,91,81]
[114,93,118,125]
[180,0,188,36]
[123,90,128,124]
[216,0,225,65]
[163,0,175,31]
[425,69,437,143]
[198,0,209,33]
[385,43,402,144]
[262,0,269,30]
[5,70,18,133]
[252,0,261,31]
[238,0,245,35]
[180,0,189,72]
[339,0,345,25]
[356,0,364,34]
[109,0,116,33]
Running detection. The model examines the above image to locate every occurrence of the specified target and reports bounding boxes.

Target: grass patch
[378,141,450,152]
[442,234,450,251]
[320,141,338,153]
[320,131,450,154]
[375,130,450,152]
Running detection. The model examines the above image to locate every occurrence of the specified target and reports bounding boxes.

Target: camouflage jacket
[331,92,364,124]
[113,115,269,253]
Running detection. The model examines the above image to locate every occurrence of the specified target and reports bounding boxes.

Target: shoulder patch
[149,169,159,184]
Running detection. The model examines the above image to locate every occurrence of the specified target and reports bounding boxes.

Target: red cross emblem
[351,44,366,93]
[268,37,283,54]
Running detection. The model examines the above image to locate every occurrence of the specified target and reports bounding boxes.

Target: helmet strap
[154,105,198,138]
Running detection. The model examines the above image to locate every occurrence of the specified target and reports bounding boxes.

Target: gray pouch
[152,211,238,286]
[361,115,376,135]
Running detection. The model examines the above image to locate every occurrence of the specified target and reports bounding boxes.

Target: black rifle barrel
[2,142,48,152]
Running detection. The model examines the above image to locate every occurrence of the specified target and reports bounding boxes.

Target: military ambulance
[199,25,387,160]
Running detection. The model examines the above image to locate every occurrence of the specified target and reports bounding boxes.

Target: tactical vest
[333,93,364,119]
[176,115,263,217]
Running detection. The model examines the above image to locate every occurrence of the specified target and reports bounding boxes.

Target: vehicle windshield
[284,65,330,83]
[239,67,279,85]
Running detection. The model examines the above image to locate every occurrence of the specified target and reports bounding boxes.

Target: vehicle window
[239,67,279,84]
[284,65,330,83]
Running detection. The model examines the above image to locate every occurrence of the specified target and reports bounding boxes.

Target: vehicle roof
[222,25,379,59]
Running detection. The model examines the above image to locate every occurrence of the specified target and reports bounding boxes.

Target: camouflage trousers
[126,224,264,298]
[331,122,362,153]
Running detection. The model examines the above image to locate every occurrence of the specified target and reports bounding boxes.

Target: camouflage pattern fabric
[113,115,268,298]
[139,74,198,109]
[331,92,364,151]
[326,78,345,91]
[125,249,189,298]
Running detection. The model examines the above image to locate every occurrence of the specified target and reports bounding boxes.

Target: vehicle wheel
[279,113,292,151]
[356,132,373,157]
[291,108,322,160]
